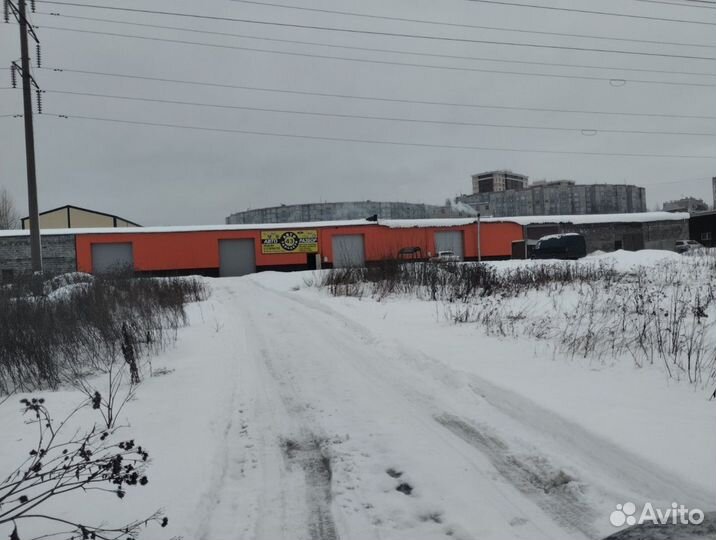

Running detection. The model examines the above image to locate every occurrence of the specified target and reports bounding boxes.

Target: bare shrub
[0,274,207,393]
[320,257,716,392]
[0,396,168,539]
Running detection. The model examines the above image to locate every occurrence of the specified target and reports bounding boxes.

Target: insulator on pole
[3,0,9,23]
[36,42,41,67]
[30,0,35,12]
[10,64,17,88]
[36,88,42,114]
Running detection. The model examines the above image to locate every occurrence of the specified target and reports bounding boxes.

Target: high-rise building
[662,197,708,213]
[471,170,529,194]
[458,174,646,216]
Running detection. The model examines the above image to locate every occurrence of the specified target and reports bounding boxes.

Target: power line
[634,0,716,8]
[40,67,716,120]
[464,0,716,25]
[41,113,716,159]
[32,1,716,58]
[34,12,716,78]
[36,27,716,88]
[227,0,715,48]
[43,88,716,137]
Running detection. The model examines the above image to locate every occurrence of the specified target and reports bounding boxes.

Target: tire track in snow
[282,437,339,540]
[240,300,341,540]
[194,284,247,540]
[435,413,596,538]
[243,279,586,539]
[256,281,715,533]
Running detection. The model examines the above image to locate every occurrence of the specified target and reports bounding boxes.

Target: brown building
[21,205,140,230]
[471,170,529,194]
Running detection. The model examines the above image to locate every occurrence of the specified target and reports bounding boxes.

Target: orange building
[72,218,524,276]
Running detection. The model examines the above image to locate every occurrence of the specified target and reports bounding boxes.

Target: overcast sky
[1,0,715,225]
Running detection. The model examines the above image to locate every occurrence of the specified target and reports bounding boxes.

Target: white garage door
[219,239,256,277]
[332,235,365,268]
[434,231,464,260]
[92,243,134,274]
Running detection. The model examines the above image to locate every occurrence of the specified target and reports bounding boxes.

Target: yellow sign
[261,230,319,254]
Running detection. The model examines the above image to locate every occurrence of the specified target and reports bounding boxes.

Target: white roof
[537,233,582,241]
[378,218,478,228]
[481,211,689,226]
[0,212,687,238]
[0,217,481,238]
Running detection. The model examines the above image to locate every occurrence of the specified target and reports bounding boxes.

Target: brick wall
[0,235,77,280]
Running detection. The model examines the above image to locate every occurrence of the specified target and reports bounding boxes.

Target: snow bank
[583,249,683,271]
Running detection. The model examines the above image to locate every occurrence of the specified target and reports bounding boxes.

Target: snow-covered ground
[1,252,714,540]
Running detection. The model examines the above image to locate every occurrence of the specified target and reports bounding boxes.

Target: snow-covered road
[185,276,713,540]
[2,271,713,540]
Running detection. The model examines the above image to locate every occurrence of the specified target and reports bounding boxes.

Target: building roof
[0,212,689,238]
[485,212,689,226]
[21,204,141,227]
[0,218,481,237]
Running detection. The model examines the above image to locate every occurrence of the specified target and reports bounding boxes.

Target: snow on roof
[0,219,371,238]
[378,218,478,228]
[481,211,689,226]
[537,233,582,241]
[0,212,687,238]
[0,217,483,238]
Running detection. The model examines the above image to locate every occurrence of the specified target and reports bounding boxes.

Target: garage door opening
[332,235,365,268]
[219,239,256,277]
[434,231,464,260]
[91,243,134,274]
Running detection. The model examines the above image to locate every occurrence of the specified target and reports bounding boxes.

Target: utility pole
[18,0,42,272]
[8,0,42,272]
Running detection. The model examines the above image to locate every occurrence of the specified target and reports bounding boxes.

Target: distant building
[226,201,474,224]
[663,197,708,213]
[511,212,689,256]
[458,173,646,217]
[690,210,715,247]
[21,205,140,230]
[471,170,528,194]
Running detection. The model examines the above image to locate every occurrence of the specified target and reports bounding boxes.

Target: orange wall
[75,222,524,273]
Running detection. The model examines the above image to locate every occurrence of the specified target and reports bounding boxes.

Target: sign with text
[261,230,319,254]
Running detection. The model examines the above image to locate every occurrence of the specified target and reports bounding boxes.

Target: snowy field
[1,251,714,540]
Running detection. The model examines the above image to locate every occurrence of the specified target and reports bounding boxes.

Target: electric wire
[42,88,716,137]
[32,1,716,57]
[463,0,716,25]
[227,0,716,48]
[41,113,716,159]
[33,12,716,78]
[35,27,716,88]
[39,67,716,120]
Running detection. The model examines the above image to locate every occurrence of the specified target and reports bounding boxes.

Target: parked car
[430,250,461,263]
[532,233,587,260]
[675,239,703,254]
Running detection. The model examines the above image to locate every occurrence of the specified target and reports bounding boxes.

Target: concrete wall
[459,183,647,217]
[0,235,77,280]
[227,201,473,224]
[643,220,689,250]
[524,219,688,254]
